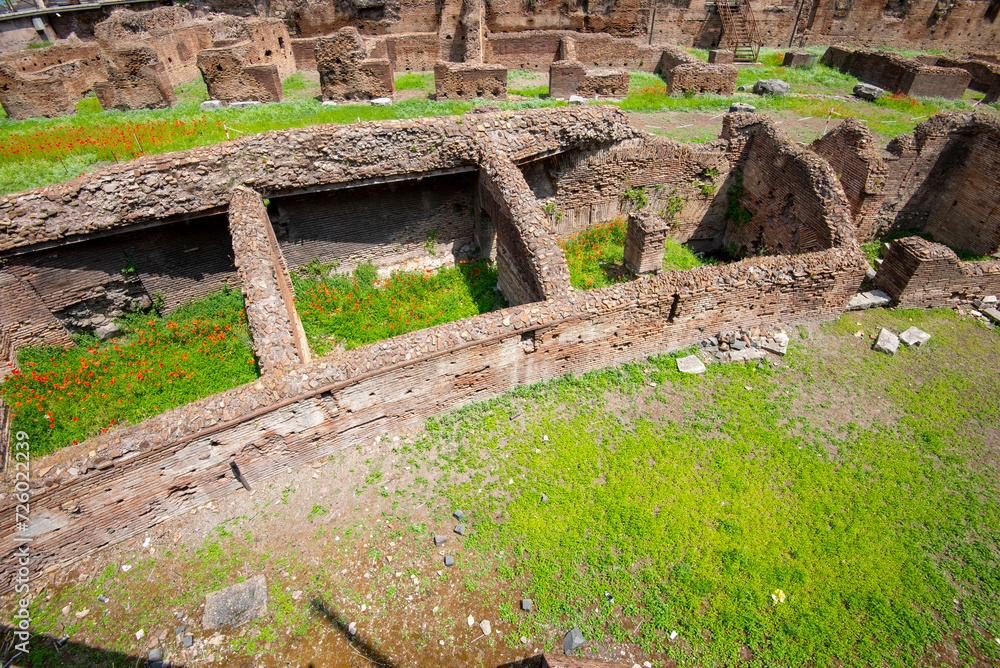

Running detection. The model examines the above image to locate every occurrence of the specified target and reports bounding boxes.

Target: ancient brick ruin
[2,103,998,587]
[820,45,973,99]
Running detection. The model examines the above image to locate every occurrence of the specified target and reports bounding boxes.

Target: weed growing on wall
[292,260,504,355]
[560,217,706,290]
[1,289,258,455]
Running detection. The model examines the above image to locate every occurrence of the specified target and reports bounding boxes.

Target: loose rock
[899,326,931,347]
[676,355,706,374]
[563,627,587,653]
[752,79,790,96]
[872,328,900,356]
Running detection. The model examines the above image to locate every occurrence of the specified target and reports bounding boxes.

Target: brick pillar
[623,211,669,277]
[228,186,311,373]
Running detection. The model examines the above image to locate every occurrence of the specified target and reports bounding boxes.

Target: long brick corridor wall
[0,245,864,591]
[872,236,1000,307]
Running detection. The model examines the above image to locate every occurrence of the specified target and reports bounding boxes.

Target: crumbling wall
[0,62,80,120]
[486,0,650,37]
[434,62,506,100]
[0,243,865,591]
[229,186,310,372]
[873,236,1000,307]
[810,119,887,241]
[548,36,630,101]
[523,135,728,249]
[720,113,856,256]
[197,18,294,104]
[655,45,737,95]
[820,46,971,98]
[935,56,1000,103]
[484,30,660,72]
[478,142,571,305]
[0,37,104,99]
[316,27,394,101]
[94,43,176,111]
[880,111,1000,256]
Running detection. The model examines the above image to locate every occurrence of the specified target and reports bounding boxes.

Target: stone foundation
[821,46,972,99]
[434,62,507,100]
[655,46,737,95]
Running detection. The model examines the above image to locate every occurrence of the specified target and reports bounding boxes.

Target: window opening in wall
[278,36,285,49]
[667,294,680,323]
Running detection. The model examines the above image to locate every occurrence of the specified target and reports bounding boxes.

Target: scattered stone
[730,347,765,363]
[121,564,132,572]
[563,627,587,653]
[95,321,119,340]
[135,629,145,640]
[467,615,475,627]
[291,590,302,601]
[521,598,532,611]
[453,510,464,520]
[454,524,466,535]
[199,100,223,111]
[74,609,89,619]
[731,340,747,351]
[149,648,163,662]
[203,575,268,629]
[569,95,587,105]
[444,555,455,567]
[370,97,393,107]
[899,326,931,347]
[853,83,885,101]
[865,266,878,281]
[182,633,194,648]
[872,328,900,356]
[984,307,1000,325]
[670,630,679,640]
[480,619,492,635]
[848,290,892,311]
[229,101,262,110]
[321,100,339,106]
[174,626,187,636]
[729,102,756,113]
[540,493,548,502]
[433,535,448,546]
[348,621,357,635]
[676,355,706,374]
[752,79,790,96]
[61,604,72,615]
[761,339,787,356]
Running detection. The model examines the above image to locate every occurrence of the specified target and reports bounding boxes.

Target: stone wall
[198,18,294,104]
[720,113,856,256]
[0,62,80,120]
[820,46,972,98]
[880,111,1000,256]
[94,43,177,111]
[0,243,865,591]
[623,211,669,276]
[548,61,629,99]
[228,186,311,372]
[810,119,887,241]
[434,62,506,100]
[655,45,737,95]
[483,31,660,72]
[477,142,571,305]
[521,135,728,248]
[934,56,1000,103]
[0,37,103,99]
[872,236,1000,307]
[317,27,394,101]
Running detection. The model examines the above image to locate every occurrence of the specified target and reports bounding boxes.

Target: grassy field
[18,307,1000,667]
[292,261,505,355]
[560,217,708,289]
[1,289,258,455]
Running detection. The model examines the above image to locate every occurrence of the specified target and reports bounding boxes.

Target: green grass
[26,40,53,49]
[560,217,707,289]
[431,307,1000,667]
[395,72,434,91]
[1,288,259,455]
[292,260,505,355]
[735,61,861,96]
[281,72,312,93]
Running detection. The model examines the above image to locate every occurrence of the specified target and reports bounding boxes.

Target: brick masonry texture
[0,36,104,120]
[879,111,1000,256]
[0,244,864,590]
[197,19,295,105]
[873,236,1000,307]
[810,119,887,241]
[4,104,998,590]
[228,186,311,372]
[434,62,507,100]
[655,46,737,95]
[548,61,629,100]
[934,56,1000,103]
[623,211,669,276]
[94,43,177,111]
[316,27,395,101]
[719,113,856,256]
[820,46,972,99]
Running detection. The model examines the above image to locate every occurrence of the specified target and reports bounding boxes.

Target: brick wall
[821,46,972,98]
[483,31,660,72]
[229,186,310,372]
[272,172,479,272]
[523,135,728,250]
[873,236,1000,307]
[0,62,77,120]
[721,113,856,255]
[810,119,887,241]
[434,62,507,100]
[655,45,737,95]
[935,56,1000,103]
[95,43,177,111]
[317,27,395,101]
[0,244,865,591]
[199,42,284,105]
[548,61,629,99]
[880,111,1000,256]
[0,38,104,99]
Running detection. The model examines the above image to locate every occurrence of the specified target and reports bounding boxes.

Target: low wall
[0,244,864,591]
[935,56,1000,102]
[820,46,971,99]
[548,61,629,99]
[434,62,507,100]
[654,45,737,95]
[872,236,1000,307]
[484,31,659,72]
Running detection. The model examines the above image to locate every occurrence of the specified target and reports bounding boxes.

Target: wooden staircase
[717,0,763,62]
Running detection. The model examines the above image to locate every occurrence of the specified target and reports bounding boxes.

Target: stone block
[752,79,791,96]
[729,102,756,113]
[853,83,885,101]
[872,328,899,356]
[370,97,392,106]
[563,627,586,653]
[983,307,1000,325]
[200,100,224,111]
[677,355,706,374]
[203,575,268,629]
[708,49,734,64]
[230,101,263,110]
[899,326,931,347]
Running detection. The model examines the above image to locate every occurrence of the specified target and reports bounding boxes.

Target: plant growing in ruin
[624,186,650,209]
